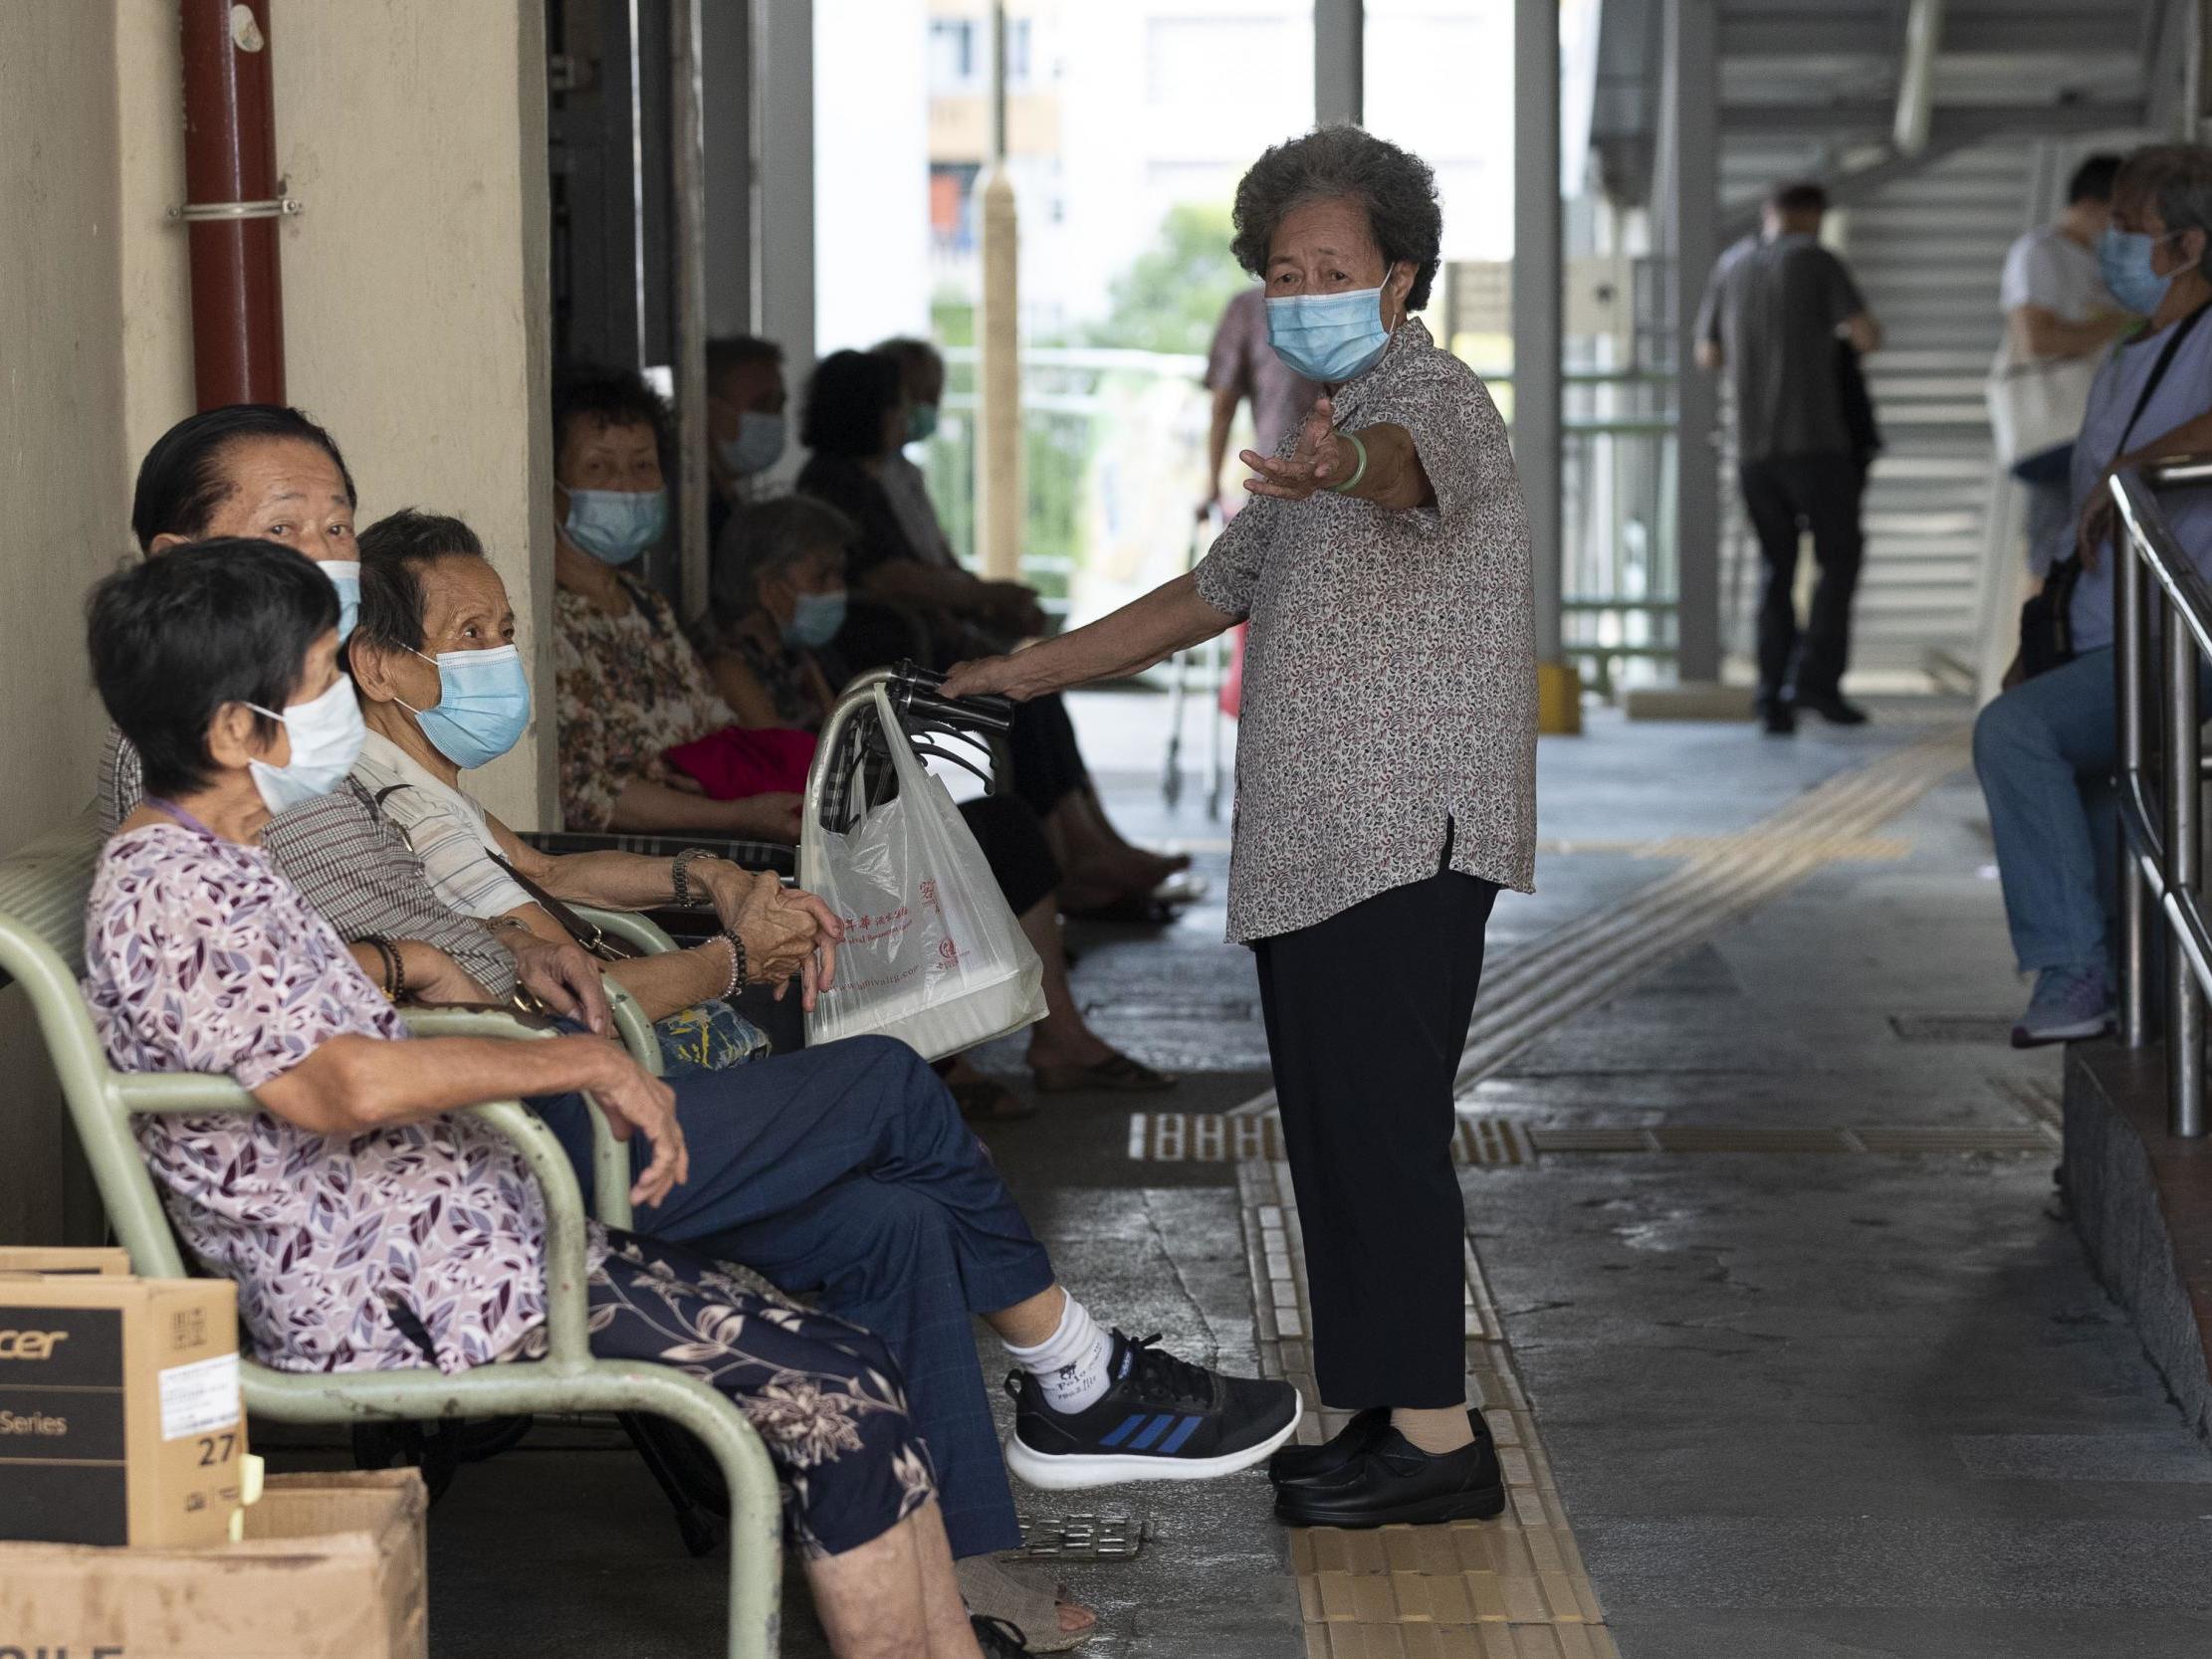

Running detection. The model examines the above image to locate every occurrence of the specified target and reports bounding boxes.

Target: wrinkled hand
[584,1048,689,1210]
[712,868,845,1009]
[1240,395,1349,502]
[505,930,612,1036]
[941,654,1030,703]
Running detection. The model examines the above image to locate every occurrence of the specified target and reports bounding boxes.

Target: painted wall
[115,0,556,828]
[0,0,554,1246]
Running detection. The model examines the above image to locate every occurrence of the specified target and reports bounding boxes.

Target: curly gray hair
[1230,125,1443,311]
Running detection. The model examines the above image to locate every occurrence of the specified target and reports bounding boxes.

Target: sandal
[958,1556,1094,1652]
[1031,1051,1178,1096]
[952,1077,1038,1123]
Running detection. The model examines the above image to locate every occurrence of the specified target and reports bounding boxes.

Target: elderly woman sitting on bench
[80,538,1029,1659]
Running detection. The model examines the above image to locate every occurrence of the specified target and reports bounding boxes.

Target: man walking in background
[1697,180,1884,735]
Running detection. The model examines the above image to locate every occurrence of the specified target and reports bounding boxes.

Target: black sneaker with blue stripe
[1002,1331,1302,1490]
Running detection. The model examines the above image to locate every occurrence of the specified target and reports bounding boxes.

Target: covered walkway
[249,700,2212,1657]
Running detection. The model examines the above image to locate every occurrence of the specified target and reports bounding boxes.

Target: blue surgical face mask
[564,488,667,565]
[1264,285,1395,384]
[2100,228,2195,317]
[718,411,786,478]
[246,678,366,815]
[783,588,848,649]
[322,560,361,642]
[403,643,533,770]
[905,403,940,444]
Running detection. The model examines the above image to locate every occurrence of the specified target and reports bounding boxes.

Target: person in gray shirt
[1697,179,1884,733]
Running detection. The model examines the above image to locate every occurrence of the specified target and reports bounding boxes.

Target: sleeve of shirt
[1193,497,1281,619]
[2000,234,2062,313]
[113,857,344,1091]
[98,728,144,837]
[1819,250,1869,326]
[376,787,537,922]
[1205,298,1250,395]
[1363,351,1501,535]
[1694,264,1725,348]
[553,626,622,831]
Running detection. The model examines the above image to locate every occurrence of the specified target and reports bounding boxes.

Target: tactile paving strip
[1240,1159,1619,1659]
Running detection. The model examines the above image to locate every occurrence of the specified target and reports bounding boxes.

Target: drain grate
[1889,1014,2016,1044]
[1011,1514,1144,1560]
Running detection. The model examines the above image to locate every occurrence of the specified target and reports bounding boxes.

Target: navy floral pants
[510,1228,937,1558]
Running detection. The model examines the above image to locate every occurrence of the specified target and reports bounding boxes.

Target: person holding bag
[1975,143,2212,1047]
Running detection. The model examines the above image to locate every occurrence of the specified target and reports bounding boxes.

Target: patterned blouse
[554,572,738,829]
[84,820,579,1374]
[1195,316,1537,944]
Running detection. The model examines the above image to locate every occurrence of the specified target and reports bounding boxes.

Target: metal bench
[0,814,783,1658]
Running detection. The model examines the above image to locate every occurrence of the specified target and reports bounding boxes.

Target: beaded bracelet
[363,936,404,1002]
[714,930,747,999]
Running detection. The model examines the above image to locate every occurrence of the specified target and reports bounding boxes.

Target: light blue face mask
[718,411,786,478]
[906,403,940,444]
[564,488,668,565]
[322,560,361,642]
[403,643,533,770]
[782,588,848,649]
[246,678,366,815]
[1264,285,1394,384]
[2099,228,2198,317]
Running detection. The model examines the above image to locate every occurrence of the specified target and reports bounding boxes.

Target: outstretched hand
[1239,396,1351,502]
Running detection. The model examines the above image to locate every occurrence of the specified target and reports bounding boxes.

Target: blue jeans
[1973,648,2124,974]
[530,1035,1054,1557]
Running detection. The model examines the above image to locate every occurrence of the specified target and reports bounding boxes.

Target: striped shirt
[99,727,520,1000]
[349,732,535,922]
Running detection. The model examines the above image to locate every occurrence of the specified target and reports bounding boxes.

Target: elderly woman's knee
[1972,685,2057,772]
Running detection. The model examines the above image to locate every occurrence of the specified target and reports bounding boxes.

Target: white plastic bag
[1986,335,2101,467]
[801,686,1046,1060]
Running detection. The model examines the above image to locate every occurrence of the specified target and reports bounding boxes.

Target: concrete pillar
[700,0,754,338]
[1664,0,1722,686]
[671,0,710,623]
[977,3,1022,581]
[1515,0,1578,733]
[755,0,814,392]
[1315,0,1363,127]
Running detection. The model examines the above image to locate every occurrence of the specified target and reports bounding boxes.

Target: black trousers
[1004,694,1090,820]
[1253,860,1499,1408]
[1737,453,1867,704]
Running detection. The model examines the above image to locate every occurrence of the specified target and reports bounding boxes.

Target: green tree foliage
[1086,202,1248,354]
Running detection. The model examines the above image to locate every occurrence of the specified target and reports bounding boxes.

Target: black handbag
[2016,301,2211,680]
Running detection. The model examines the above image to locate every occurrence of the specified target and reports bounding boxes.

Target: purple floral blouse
[84,822,574,1374]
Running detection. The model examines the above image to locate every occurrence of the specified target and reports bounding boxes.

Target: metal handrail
[2110,459,2212,1136]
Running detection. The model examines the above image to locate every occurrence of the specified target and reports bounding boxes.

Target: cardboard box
[0,1469,428,1659]
[0,1247,133,1276]
[0,1273,245,1547]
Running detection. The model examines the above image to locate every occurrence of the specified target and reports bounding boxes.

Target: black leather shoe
[1269,1406,1489,1487]
[1273,1428,1506,1529]
[1800,694,1870,726]
[1760,698,1797,736]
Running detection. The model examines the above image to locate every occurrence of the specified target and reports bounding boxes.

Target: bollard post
[2164,606,2205,1137]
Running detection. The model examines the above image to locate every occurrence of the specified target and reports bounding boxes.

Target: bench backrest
[0,814,191,1277]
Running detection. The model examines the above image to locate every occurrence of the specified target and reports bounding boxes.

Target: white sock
[1003,1295,1115,1414]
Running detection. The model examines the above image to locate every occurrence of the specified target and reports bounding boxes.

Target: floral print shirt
[1195,317,1538,944]
[84,821,572,1374]
[554,573,738,829]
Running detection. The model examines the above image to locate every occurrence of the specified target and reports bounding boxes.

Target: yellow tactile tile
[1243,1158,1620,1658]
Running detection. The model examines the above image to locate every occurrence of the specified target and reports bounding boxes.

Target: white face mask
[245,679,366,815]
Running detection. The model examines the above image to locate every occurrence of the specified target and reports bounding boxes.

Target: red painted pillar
[178,0,284,408]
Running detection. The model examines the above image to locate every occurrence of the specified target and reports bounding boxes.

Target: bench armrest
[114,1077,597,1367]
[519,829,795,880]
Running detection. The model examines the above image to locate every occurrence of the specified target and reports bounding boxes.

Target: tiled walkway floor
[363,695,2212,1658]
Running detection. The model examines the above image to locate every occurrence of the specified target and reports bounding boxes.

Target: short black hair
[356,509,488,658]
[552,362,671,468]
[1230,126,1444,311]
[801,348,903,458]
[130,404,356,555]
[2069,153,2125,206]
[707,334,783,388]
[87,538,338,798]
[1767,180,1830,217]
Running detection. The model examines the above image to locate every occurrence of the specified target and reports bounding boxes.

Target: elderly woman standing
[947,126,1535,1529]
